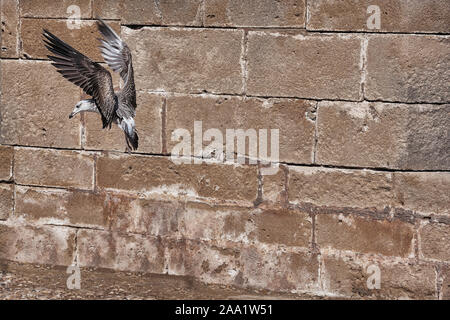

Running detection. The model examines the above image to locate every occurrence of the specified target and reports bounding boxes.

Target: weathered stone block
[15,186,108,228]
[1,61,81,148]
[96,153,258,205]
[166,239,320,292]
[15,148,94,190]
[261,164,286,204]
[1,0,19,58]
[252,208,311,247]
[77,229,165,273]
[122,27,244,94]
[110,196,182,236]
[0,146,13,181]
[317,214,414,257]
[247,32,361,100]
[205,0,305,27]
[316,102,450,170]
[321,254,436,299]
[240,246,319,292]
[94,0,203,25]
[419,223,450,262]
[307,0,450,33]
[366,35,450,103]
[179,202,251,242]
[0,223,76,266]
[442,266,450,300]
[394,172,450,216]
[0,184,14,220]
[288,167,394,209]
[166,95,315,164]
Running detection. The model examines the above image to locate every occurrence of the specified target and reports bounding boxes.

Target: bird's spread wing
[43,29,116,128]
[97,18,132,83]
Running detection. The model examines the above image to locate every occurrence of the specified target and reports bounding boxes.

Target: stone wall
[0,0,449,299]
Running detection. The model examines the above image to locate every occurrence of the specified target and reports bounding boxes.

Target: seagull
[43,19,138,152]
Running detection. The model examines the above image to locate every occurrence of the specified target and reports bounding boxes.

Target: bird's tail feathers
[120,117,138,150]
[125,129,139,151]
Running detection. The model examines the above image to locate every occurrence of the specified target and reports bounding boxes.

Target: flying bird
[43,19,138,152]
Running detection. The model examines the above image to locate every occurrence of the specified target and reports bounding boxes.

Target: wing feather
[96,18,132,82]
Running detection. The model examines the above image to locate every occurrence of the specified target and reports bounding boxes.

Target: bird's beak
[69,112,75,119]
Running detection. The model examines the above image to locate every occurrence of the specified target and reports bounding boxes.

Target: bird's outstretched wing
[43,29,117,128]
[97,18,132,83]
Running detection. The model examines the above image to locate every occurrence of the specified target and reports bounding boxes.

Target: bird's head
[69,99,96,119]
